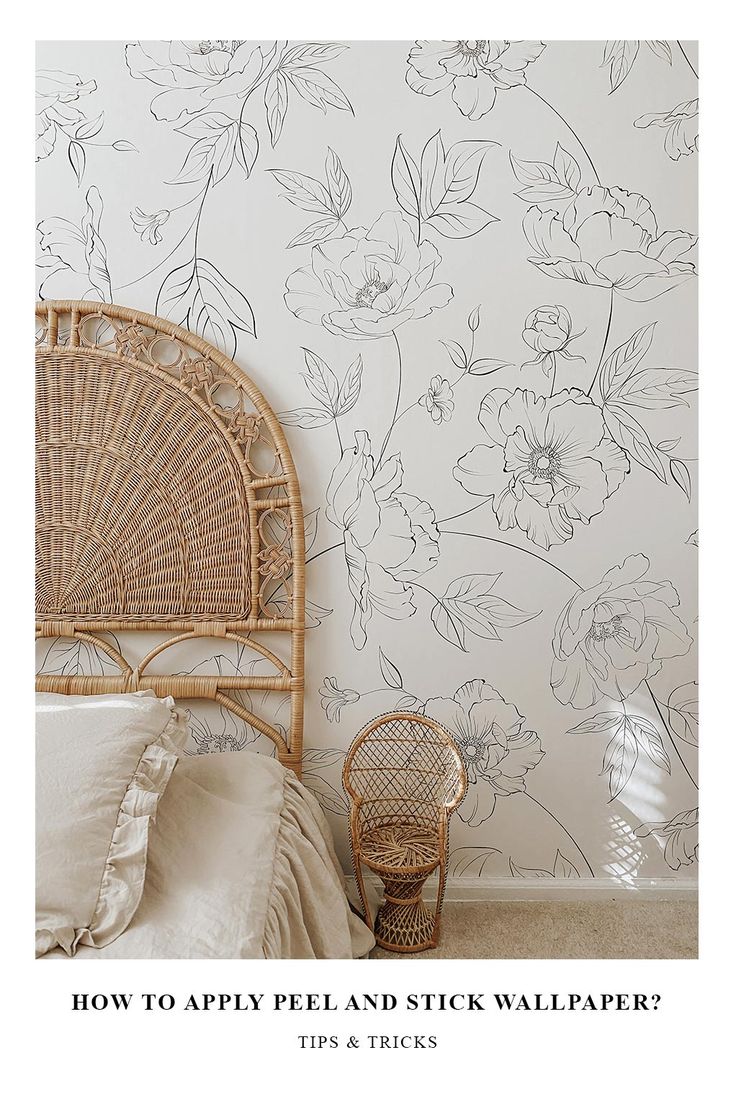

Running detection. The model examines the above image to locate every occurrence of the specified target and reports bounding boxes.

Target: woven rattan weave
[36,301,305,775]
[343,713,467,953]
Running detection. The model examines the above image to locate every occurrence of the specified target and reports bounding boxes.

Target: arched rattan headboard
[35,300,305,776]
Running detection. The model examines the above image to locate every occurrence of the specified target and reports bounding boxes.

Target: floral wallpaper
[36,39,698,886]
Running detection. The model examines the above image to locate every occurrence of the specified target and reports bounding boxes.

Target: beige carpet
[370,900,698,959]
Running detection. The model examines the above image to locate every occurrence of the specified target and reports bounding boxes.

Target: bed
[35,299,374,959]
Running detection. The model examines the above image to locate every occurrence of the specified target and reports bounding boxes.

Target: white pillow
[36,691,187,957]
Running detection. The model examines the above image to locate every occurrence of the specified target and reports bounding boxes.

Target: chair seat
[360,823,440,874]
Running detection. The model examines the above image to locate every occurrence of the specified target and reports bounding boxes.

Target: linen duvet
[43,749,374,960]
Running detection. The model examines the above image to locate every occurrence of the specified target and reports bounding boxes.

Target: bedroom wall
[36,39,698,891]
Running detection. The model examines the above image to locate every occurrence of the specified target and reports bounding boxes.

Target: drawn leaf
[552,143,582,191]
[428,201,498,239]
[667,683,698,746]
[68,141,86,184]
[281,42,348,67]
[419,130,445,219]
[468,357,513,376]
[604,402,668,482]
[156,258,196,322]
[509,858,552,878]
[264,71,289,147]
[169,124,237,186]
[75,113,104,141]
[646,40,673,63]
[193,258,256,353]
[599,323,656,401]
[286,66,353,114]
[337,355,363,415]
[614,367,697,409]
[442,340,467,370]
[268,169,334,216]
[451,847,501,877]
[300,755,349,815]
[303,509,319,555]
[391,135,421,221]
[278,407,335,429]
[175,111,233,139]
[686,530,698,548]
[379,648,404,690]
[112,140,137,152]
[302,348,340,411]
[441,139,498,204]
[234,121,259,178]
[514,182,577,204]
[627,716,671,773]
[509,152,557,187]
[430,600,467,650]
[568,712,624,734]
[601,721,639,800]
[603,40,640,92]
[670,457,692,500]
[304,599,333,627]
[553,851,581,878]
[287,217,339,248]
[432,574,538,650]
[324,148,351,218]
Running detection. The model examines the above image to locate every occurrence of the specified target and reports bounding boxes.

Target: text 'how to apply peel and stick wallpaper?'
[36,39,698,886]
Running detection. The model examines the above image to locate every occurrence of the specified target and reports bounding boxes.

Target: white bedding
[43,750,374,960]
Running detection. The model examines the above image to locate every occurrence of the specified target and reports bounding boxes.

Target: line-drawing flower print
[635,807,698,871]
[320,677,360,722]
[551,554,693,709]
[405,41,545,120]
[420,376,455,424]
[523,186,697,301]
[522,305,584,381]
[125,40,272,122]
[36,70,135,183]
[423,680,544,827]
[284,211,452,338]
[325,431,440,649]
[131,207,170,245]
[454,388,629,549]
[37,186,111,301]
[635,100,699,161]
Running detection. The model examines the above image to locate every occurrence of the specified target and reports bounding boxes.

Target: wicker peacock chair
[343,712,466,954]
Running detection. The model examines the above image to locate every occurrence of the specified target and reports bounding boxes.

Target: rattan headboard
[35,301,305,776]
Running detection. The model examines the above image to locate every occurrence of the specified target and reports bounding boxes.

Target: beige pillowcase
[36,691,187,957]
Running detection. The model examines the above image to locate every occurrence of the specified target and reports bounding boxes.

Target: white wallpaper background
[36,40,698,887]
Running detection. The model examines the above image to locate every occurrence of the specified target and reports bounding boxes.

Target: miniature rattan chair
[343,712,467,954]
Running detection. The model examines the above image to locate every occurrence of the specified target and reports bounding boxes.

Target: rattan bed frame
[35,300,305,776]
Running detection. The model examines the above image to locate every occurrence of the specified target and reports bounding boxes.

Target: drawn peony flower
[125,39,268,121]
[319,678,360,723]
[284,211,452,339]
[635,807,698,870]
[130,207,170,245]
[420,376,455,423]
[551,554,693,709]
[423,680,544,826]
[406,40,545,120]
[454,388,629,549]
[634,99,699,161]
[37,186,111,301]
[326,431,440,648]
[523,186,697,301]
[36,70,97,161]
[522,304,583,377]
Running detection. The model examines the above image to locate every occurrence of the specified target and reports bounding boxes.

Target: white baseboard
[352,874,697,903]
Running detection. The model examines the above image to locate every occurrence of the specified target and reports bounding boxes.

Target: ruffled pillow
[36,691,187,956]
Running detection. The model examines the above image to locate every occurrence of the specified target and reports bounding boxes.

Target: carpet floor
[369,900,698,959]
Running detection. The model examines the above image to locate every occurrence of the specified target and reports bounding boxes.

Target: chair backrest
[343,712,467,830]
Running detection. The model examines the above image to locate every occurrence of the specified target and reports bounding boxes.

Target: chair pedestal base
[373,873,439,953]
